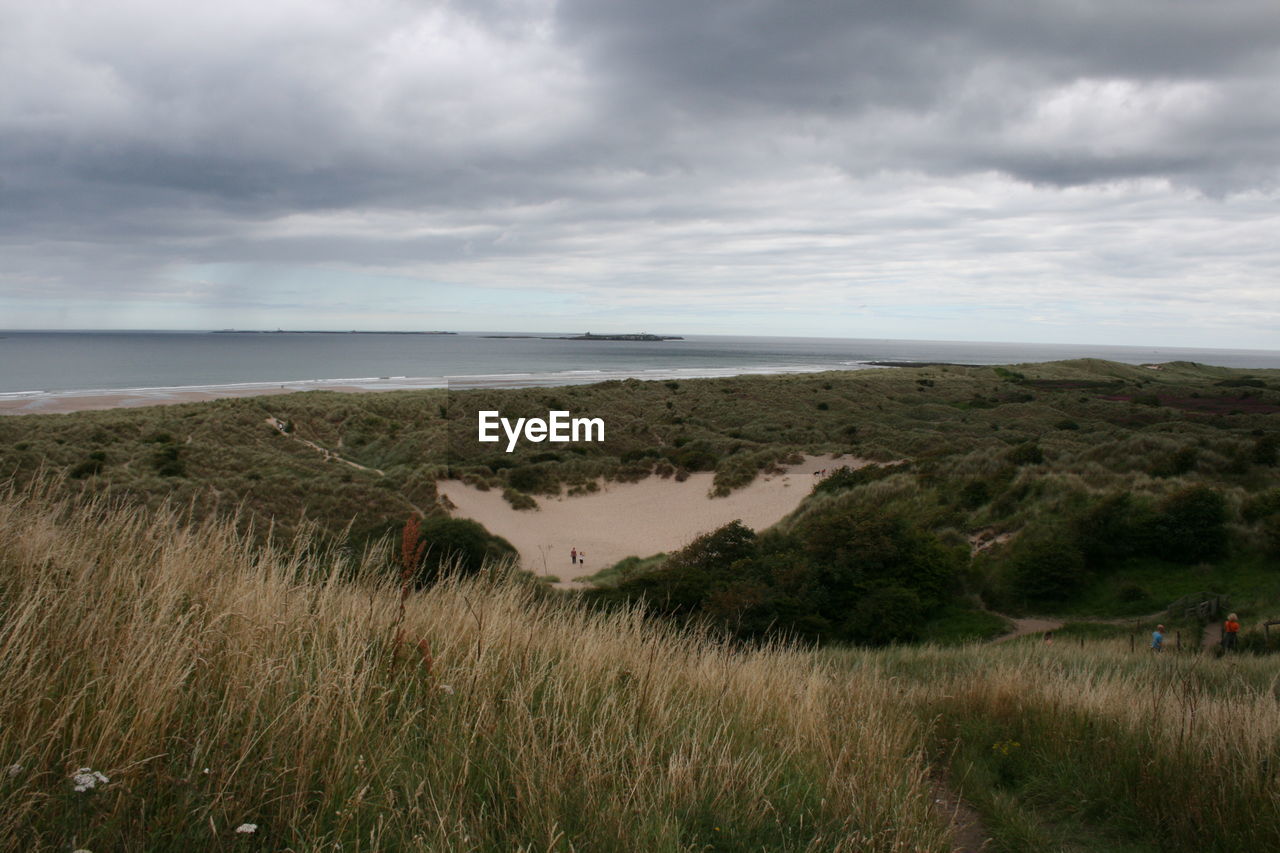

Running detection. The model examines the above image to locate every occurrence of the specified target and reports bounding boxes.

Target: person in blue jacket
[1151,624,1165,652]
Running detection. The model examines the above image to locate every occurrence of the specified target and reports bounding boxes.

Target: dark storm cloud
[0,0,1278,342]
[556,0,1280,188]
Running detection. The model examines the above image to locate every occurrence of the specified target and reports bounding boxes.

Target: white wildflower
[235,823,258,834]
[6,764,20,778]
[72,768,109,792]
[438,684,455,695]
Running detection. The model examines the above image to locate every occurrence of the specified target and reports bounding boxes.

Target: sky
[2,0,1278,348]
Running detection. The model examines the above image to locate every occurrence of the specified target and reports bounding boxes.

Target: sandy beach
[437,454,868,584]
[0,378,452,416]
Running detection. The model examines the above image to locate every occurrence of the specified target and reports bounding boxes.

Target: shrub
[502,488,538,511]
[958,480,990,509]
[1254,434,1279,466]
[150,445,186,477]
[1242,489,1280,523]
[408,516,516,586]
[1152,486,1228,564]
[69,451,107,479]
[843,586,923,644]
[812,464,901,495]
[1151,446,1198,478]
[1008,529,1088,603]
[1073,491,1157,569]
[667,441,719,472]
[507,465,552,494]
[796,502,961,613]
[1005,442,1044,466]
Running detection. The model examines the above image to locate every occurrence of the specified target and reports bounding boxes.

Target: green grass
[1056,555,1280,620]
[580,552,669,588]
[918,605,1012,645]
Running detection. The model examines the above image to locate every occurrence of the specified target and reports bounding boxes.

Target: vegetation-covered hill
[2,358,1277,635]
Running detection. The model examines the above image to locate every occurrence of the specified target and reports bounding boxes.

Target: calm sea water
[1,331,1279,395]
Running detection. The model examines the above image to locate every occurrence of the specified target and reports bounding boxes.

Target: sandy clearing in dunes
[436,454,872,583]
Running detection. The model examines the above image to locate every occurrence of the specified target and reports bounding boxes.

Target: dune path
[437,454,866,583]
[991,617,1064,643]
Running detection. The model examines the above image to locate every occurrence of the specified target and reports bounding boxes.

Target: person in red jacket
[1223,613,1241,651]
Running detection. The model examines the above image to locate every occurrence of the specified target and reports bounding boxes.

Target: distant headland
[483,332,683,341]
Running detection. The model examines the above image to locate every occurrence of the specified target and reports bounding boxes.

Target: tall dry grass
[0,488,951,852]
[832,641,1280,851]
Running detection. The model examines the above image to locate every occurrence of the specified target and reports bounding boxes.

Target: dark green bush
[1153,485,1227,564]
[412,516,516,586]
[812,463,901,495]
[151,445,185,477]
[843,586,923,644]
[1074,492,1157,569]
[1253,434,1279,466]
[1008,529,1088,602]
[1005,443,1044,466]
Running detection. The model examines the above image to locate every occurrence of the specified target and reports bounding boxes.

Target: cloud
[0,0,1278,346]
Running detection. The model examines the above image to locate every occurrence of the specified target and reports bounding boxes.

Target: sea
[2,330,1279,399]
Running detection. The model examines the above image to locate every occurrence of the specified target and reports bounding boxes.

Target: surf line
[478,410,605,453]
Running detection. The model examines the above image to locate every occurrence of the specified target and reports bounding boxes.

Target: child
[1223,613,1240,651]
[1152,624,1165,652]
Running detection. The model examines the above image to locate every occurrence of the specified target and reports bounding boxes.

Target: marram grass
[0,489,951,852]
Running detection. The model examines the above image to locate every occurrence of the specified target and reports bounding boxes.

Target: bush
[1008,529,1088,603]
[150,445,186,477]
[796,501,962,613]
[667,441,720,472]
[1243,489,1280,523]
[1005,443,1044,466]
[843,586,923,644]
[410,516,516,586]
[1152,446,1198,478]
[507,464,553,494]
[1074,492,1157,569]
[1262,515,1280,558]
[1153,486,1228,564]
[958,480,991,509]
[1254,434,1279,466]
[502,488,538,511]
[812,463,901,495]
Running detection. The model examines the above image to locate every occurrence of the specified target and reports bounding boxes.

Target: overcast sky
[2,0,1278,347]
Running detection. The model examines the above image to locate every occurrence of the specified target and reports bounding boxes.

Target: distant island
[865,360,982,368]
[483,332,683,341]
[211,330,456,335]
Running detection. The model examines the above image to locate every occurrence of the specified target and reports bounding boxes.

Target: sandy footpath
[437,454,870,583]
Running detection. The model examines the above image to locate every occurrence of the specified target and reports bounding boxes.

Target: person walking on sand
[1152,624,1165,652]
[1223,613,1241,651]
[570,547,577,566]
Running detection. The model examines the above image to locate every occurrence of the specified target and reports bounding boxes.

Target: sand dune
[436,454,868,583]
